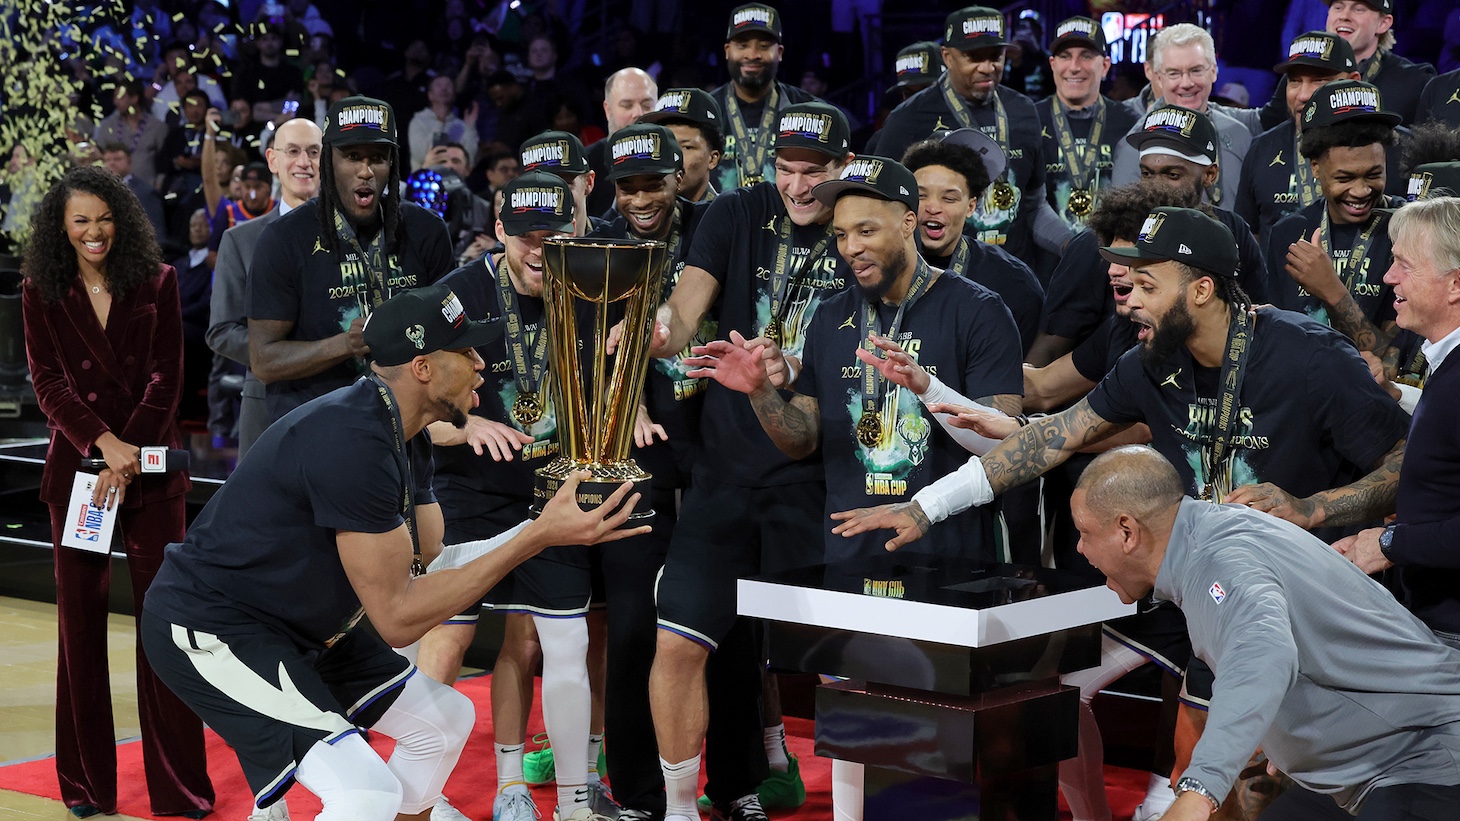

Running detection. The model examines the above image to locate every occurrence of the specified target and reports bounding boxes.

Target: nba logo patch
[1209,582,1226,604]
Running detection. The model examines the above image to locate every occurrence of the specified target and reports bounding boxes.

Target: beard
[1139,296,1196,367]
[858,247,908,304]
[732,59,778,93]
[435,397,470,429]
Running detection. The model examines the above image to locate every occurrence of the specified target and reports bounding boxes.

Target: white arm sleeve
[911,454,995,524]
[916,373,1009,456]
[1396,383,1421,416]
[428,521,530,572]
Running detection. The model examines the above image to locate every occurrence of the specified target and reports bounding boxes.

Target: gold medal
[1069,188,1094,217]
[856,411,883,448]
[744,174,764,186]
[764,318,781,346]
[512,392,543,426]
[991,181,1016,210]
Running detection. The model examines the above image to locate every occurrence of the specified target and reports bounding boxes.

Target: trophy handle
[601,247,665,463]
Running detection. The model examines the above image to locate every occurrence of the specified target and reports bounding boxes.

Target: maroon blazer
[23,264,191,507]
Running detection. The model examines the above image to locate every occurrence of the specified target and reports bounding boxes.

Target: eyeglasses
[1158,65,1213,82]
[279,146,321,160]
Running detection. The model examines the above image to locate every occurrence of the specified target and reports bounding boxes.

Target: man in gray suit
[207,117,323,457]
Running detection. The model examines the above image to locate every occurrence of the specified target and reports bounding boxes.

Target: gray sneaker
[494,790,541,821]
[433,798,473,821]
[246,801,289,821]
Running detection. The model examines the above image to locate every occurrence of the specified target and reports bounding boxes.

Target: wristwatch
[1378,524,1399,561]
[1175,776,1221,811]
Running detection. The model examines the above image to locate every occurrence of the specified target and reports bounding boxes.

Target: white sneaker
[246,802,290,821]
[555,808,615,821]
[434,798,473,821]
[494,790,541,821]
[1131,772,1178,821]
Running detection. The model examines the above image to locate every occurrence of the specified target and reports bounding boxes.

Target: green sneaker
[524,733,610,786]
[524,733,555,786]
[758,753,806,810]
[695,752,806,812]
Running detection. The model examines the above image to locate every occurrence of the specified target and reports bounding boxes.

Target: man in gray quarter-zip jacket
[1070,445,1460,821]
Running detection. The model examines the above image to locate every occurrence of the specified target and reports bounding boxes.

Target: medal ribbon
[489,253,550,405]
[767,216,833,339]
[1318,206,1384,298]
[368,374,424,578]
[1293,132,1321,207]
[333,207,392,318]
[947,235,970,276]
[659,207,684,302]
[857,259,935,446]
[1052,97,1106,194]
[1200,308,1253,502]
[723,84,780,187]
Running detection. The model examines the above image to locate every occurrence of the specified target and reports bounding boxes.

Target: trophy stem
[592,296,612,461]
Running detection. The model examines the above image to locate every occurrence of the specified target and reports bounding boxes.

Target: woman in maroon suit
[21,166,214,818]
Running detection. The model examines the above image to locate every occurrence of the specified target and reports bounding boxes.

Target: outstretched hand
[925,402,1021,440]
[533,471,651,546]
[856,333,930,394]
[684,330,771,395]
[829,501,932,552]
[1226,482,1317,530]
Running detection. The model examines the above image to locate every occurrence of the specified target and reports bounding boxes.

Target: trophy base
[529,459,655,524]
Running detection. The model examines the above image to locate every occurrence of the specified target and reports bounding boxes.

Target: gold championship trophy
[530,236,666,521]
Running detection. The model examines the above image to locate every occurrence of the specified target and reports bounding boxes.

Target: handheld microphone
[80,447,191,473]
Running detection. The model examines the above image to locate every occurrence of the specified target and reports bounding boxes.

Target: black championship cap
[1407,162,1460,201]
[1273,31,1356,74]
[773,102,851,158]
[944,6,1008,52]
[1301,79,1402,130]
[1321,0,1392,13]
[1099,207,1239,279]
[605,123,682,182]
[239,161,271,183]
[887,42,944,93]
[323,95,397,147]
[519,130,591,177]
[726,3,781,42]
[498,171,576,236]
[363,285,501,366]
[938,127,1006,185]
[1050,16,1107,55]
[811,155,918,211]
[640,88,723,136]
[1126,103,1219,165]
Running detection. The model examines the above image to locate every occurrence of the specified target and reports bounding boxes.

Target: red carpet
[0,673,1147,819]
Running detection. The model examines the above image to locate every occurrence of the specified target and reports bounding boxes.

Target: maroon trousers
[48,498,214,815]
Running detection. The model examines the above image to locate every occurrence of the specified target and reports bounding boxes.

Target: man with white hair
[1111,23,1262,205]
[585,67,658,215]
[1337,198,1460,654]
[1258,0,1436,129]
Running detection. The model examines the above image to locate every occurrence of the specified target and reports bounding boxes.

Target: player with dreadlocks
[248,96,455,428]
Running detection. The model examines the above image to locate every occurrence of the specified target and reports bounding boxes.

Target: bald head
[1070,445,1182,605]
[268,117,324,206]
[604,68,658,136]
[1076,445,1185,524]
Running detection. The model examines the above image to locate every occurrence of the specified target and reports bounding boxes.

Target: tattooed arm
[1325,293,1399,371]
[1227,438,1404,529]
[748,386,821,460]
[980,397,1128,495]
[976,393,1024,417]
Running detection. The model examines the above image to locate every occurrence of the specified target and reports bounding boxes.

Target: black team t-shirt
[1264,199,1400,329]
[1034,95,1142,229]
[431,255,573,516]
[683,182,850,486]
[145,379,437,649]
[248,199,453,423]
[922,235,1045,355]
[1070,313,1140,383]
[1042,210,1268,345]
[590,198,714,486]
[1236,121,1410,246]
[1085,307,1408,534]
[797,274,1023,562]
